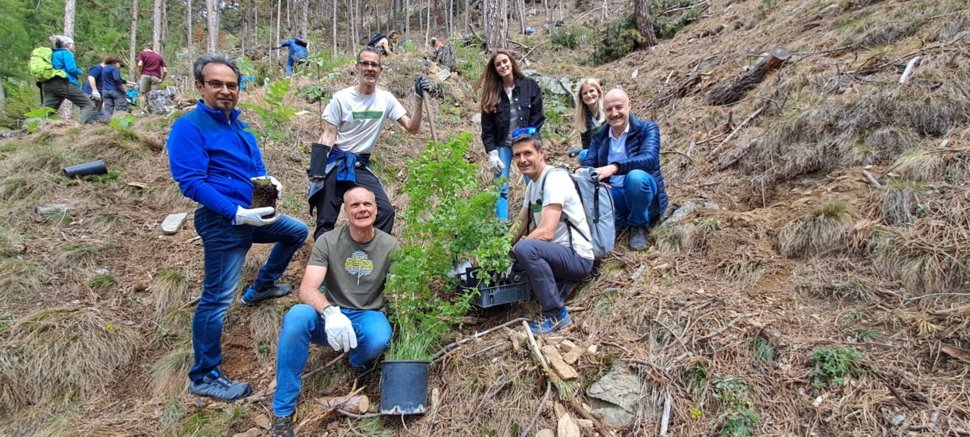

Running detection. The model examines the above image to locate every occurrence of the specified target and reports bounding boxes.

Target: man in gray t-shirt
[270,186,400,434]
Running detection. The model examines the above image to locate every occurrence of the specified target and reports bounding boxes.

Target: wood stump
[706,47,790,106]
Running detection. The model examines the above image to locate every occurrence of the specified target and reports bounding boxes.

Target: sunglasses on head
[510,126,540,142]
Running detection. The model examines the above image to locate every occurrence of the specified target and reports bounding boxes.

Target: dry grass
[880,180,922,225]
[152,268,190,322]
[150,338,192,399]
[6,307,141,406]
[794,260,871,301]
[891,148,946,182]
[0,346,24,414]
[778,201,855,258]
[866,225,968,294]
[249,300,288,365]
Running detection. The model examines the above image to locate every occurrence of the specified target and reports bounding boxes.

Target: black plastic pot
[63,160,108,177]
[380,360,429,415]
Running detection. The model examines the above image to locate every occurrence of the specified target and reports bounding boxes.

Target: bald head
[343,186,378,231]
[604,88,632,134]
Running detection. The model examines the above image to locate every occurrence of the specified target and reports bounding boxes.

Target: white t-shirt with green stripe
[324,87,407,154]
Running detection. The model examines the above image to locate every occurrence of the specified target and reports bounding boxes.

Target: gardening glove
[90,90,102,101]
[233,205,280,227]
[251,175,283,198]
[487,150,505,174]
[322,305,358,352]
[414,76,431,98]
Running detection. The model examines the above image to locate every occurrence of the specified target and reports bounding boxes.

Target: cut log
[317,395,369,414]
[707,47,790,106]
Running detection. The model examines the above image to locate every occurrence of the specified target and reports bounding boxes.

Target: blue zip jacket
[167,101,267,220]
[582,113,669,214]
[279,40,309,62]
[51,47,84,87]
[100,65,124,93]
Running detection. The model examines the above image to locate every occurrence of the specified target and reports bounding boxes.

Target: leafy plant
[652,0,704,39]
[551,27,582,49]
[808,346,865,388]
[384,133,512,360]
[88,274,117,293]
[753,336,775,363]
[713,377,761,436]
[453,36,484,82]
[23,107,59,133]
[109,113,137,139]
[593,18,646,65]
[680,360,709,392]
[242,79,299,144]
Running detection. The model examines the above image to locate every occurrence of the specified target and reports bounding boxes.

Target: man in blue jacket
[581,88,668,251]
[276,38,309,76]
[167,53,309,402]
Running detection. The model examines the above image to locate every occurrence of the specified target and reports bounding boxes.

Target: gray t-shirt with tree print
[309,226,400,310]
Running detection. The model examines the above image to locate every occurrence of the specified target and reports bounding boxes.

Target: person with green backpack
[32,35,95,124]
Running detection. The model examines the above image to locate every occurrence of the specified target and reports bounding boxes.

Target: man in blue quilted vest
[581,88,669,251]
[167,53,309,402]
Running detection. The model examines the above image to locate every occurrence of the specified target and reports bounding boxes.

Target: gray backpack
[531,167,616,259]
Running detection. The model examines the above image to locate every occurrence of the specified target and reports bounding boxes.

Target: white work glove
[251,175,283,198]
[322,305,357,352]
[487,150,505,174]
[232,205,280,226]
[90,90,102,101]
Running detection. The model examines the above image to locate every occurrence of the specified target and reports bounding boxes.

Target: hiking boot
[189,369,252,402]
[629,228,648,251]
[240,283,293,306]
[270,414,294,437]
[529,309,573,336]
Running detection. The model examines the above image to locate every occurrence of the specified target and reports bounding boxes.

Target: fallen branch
[180,296,201,309]
[710,106,764,156]
[522,381,552,437]
[432,317,528,361]
[862,170,882,189]
[659,390,672,436]
[337,409,382,419]
[931,304,970,316]
[294,386,365,433]
[302,352,348,381]
[660,149,695,165]
[694,313,757,343]
[899,56,922,84]
[907,293,970,301]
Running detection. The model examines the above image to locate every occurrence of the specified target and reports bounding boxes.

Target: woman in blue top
[42,35,95,124]
[475,49,545,220]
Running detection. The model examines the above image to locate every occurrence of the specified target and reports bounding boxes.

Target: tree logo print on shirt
[344,250,374,285]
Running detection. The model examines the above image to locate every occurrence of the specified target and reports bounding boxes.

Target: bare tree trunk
[332,0,337,55]
[404,0,410,43]
[464,0,468,33]
[276,0,282,64]
[602,0,609,20]
[514,0,524,35]
[633,0,658,47]
[424,0,431,48]
[0,76,7,114]
[447,0,452,35]
[543,0,549,21]
[300,0,308,38]
[206,0,218,52]
[60,0,76,119]
[501,0,508,48]
[286,0,291,32]
[162,0,168,47]
[153,0,163,52]
[187,0,192,70]
[130,0,139,80]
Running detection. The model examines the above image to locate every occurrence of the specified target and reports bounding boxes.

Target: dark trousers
[102,89,128,118]
[513,239,593,318]
[41,77,95,124]
[312,167,394,240]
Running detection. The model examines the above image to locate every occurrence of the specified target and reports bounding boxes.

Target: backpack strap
[530,166,591,245]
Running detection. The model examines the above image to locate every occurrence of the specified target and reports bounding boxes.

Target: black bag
[366,32,386,47]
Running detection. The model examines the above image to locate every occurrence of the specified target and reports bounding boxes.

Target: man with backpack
[367,31,400,57]
[509,127,595,336]
[32,35,95,124]
[581,88,669,251]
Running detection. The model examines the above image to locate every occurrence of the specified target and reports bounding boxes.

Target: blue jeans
[495,146,513,220]
[272,304,392,417]
[513,239,593,318]
[189,206,309,383]
[611,169,662,229]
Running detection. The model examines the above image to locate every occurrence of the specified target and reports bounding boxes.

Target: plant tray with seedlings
[454,263,532,308]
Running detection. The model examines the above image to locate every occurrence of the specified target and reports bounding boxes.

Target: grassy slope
[1,0,969,435]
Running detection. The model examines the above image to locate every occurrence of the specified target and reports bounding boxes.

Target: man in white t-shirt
[307,46,431,240]
[509,129,595,336]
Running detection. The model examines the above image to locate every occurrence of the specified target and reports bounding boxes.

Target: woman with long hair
[475,49,545,220]
[573,78,605,163]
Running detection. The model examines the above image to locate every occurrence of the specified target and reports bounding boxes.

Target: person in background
[475,49,545,220]
[42,35,95,124]
[370,31,400,57]
[276,38,309,76]
[167,53,309,402]
[82,58,107,122]
[137,43,167,106]
[580,88,669,251]
[573,78,606,163]
[100,58,128,118]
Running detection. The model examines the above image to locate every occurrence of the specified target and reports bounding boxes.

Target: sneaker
[270,414,294,437]
[529,309,573,336]
[189,370,252,402]
[240,283,293,306]
[629,228,648,251]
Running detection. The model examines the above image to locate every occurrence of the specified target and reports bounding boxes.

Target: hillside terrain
[1,0,968,435]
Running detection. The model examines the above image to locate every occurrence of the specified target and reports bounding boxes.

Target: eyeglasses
[204,80,239,91]
[357,61,381,69]
[510,126,540,142]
